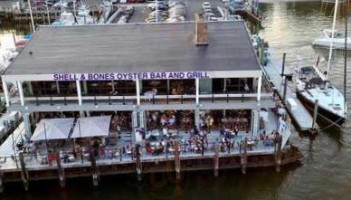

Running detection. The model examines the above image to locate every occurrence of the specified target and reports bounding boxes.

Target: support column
[257,75,262,103]
[2,80,10,107]
[17,81,25,106]
[213,142,219,177]
[76,80,82,105]
[136,78,140,105]
[195,78,199,104]
[27,82,33,96]
[252,110,259,137]
[111,80,115,93]
[56,81,60,94]
[19,152,29,191]
[223,78,227,92]
[90,151,99,187]
[56,152,65,188]
[174,141,181,180]
[274,136,282,173]
[139,111,145,129]
[132,111,138,143]
[135,144,142,181]
[240,138,247,175]
[23,113,32,140]
[195,108,200,129]
[0,170,3,193]
[83,81,88,95]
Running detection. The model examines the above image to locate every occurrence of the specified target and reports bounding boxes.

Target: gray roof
[4,21,261,75]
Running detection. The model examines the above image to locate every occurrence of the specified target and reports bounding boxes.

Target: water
[1,1,351,199]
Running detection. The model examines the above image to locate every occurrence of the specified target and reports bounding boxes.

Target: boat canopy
[71,116,111,138]
[31,118,75,141]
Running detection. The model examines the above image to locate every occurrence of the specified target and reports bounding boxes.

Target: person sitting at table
[146,142,153,155]
[234,126,239,137]
[160,114,168,126]
[206,114,214,132]
[169,115,176,126]
[99,144,105,159]
[260,130,266,140]
[158,142,164,154]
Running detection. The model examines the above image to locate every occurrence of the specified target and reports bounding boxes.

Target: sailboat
[294,0,348,126]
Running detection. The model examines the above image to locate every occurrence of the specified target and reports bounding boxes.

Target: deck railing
[0,138,278,171]
[8,93,273,107]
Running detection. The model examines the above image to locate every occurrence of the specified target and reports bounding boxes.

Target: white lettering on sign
[53,71,210,81]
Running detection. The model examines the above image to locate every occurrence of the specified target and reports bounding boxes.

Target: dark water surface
[2,1,351,199]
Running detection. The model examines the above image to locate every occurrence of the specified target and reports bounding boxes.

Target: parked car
[202,2,211,9]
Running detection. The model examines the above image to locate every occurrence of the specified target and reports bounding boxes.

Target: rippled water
[1,1,351,199]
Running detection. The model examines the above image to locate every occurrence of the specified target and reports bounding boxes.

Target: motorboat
[312,29,351,50]
[295,65,346,125]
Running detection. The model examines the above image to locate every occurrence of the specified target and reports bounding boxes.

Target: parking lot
[121,0,226,23]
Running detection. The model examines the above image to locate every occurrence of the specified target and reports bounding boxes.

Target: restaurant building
[0,17,303,191]
[2,18,271,139]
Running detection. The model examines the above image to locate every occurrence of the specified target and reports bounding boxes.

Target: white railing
[18,93,273,104]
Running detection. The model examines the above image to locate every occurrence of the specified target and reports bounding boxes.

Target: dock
[262,53,314,132]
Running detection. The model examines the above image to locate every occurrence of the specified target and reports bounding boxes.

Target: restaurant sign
[53,71,210,81]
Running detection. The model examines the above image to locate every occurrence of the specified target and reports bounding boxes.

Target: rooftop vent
[194,13,209,46]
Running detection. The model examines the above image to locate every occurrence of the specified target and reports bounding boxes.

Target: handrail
[22,93,273,102]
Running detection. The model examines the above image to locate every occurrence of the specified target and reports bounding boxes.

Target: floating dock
[262,53,314,132]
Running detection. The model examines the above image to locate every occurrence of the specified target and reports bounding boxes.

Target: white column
[27,82,33,96]
[136,78,140,105]
[56,81,60,94]
[111,80,115,93]
[23,113,32,139]
[17,81,25,106]
[76,80,82,105]
[139,111,145,129]
[257,75,262,102]
[132,111,138,143]
[83,81,88,95]
[196,78,199,104]
[252,110,259,137]
[2,80,10,107]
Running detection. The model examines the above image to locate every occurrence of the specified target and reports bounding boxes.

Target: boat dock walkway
[262,53,314,132]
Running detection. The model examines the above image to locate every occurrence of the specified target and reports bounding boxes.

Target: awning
[31,118,75,141]
[71,116,111,138]
[0,122,25,156]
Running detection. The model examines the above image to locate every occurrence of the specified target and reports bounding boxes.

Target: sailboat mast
[326,0,339,79]
[344,0,348,113]
[27,0,35,32]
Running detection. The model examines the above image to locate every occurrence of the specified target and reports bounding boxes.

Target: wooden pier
[0,144,301,191]
[262,53,314,132]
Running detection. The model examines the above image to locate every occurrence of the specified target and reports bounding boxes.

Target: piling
[19,153,29,191]
[174,141,181,180]
[213,142,219,177]
[310,99,319,134]
[274,136,282,173]
[281,53,286,76]
[282,76,288,103]
[0,170,3,193]
[240,138,248,174]
[90,151,99,187]
[56,152,65,188]
[135,145,142,181]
